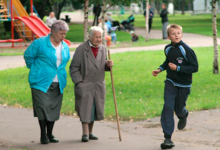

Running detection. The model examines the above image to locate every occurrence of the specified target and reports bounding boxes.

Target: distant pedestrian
[93,4,101,26]
[45,12,57,28]
[69,26,114,142]
[143,4,154,33]
[152,24,198,149]
[106,12,121,29]
[24,20,70,144]
[160,3,169,39]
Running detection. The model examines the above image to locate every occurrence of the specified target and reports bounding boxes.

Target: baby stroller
[120,15,135,31]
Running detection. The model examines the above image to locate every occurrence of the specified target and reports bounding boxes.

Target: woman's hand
[107,60,114,68]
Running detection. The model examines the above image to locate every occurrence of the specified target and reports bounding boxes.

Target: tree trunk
[57,0,67,19]
[181,0,185,15]
[53,2,58,17]
[34,0,50,19]
[151,0,158,15]
[212,0,219,74]
[101,0,107,47]
[156,1,160,15]
[145,1,149,42]
[205,0,208,12]
[83,0,89,41]
[191,1,195,15]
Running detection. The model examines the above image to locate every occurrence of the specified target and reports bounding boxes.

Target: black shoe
[161,138,175,149]
[81,134,89,142]
[89,134,98,140]
[178,113,188,130]
[40,134,49,144]
[48,135,59,143]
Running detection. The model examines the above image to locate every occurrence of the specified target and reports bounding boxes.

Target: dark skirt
[31,82,63,121]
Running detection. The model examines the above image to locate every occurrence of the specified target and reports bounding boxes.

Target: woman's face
[52,30,67,43]
[90,31,102,47]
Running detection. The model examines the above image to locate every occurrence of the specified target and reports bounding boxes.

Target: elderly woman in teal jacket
[24,20,70,144]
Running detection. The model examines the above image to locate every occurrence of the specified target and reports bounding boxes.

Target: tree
[181,0,185,14]
[57,0,68,19]
[151,0,158,15]
[205,0,208,12]
[181,0,194,15]
[20,0,52,18]
[145,0,149,41]
[211,0,219,74]
[100,0,107,46]
[83,0,89,41]
[154,0,162,15]
[20,0,69,19]
[70,0,83,10]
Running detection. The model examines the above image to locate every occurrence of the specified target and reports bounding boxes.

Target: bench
[0,39,24,47]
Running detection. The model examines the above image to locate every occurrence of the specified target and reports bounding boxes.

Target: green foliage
[0,46,220,121]
[210,0,220,5]
[70,0,83,10]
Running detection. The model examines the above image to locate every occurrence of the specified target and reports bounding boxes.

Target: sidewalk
[0,105,220,150]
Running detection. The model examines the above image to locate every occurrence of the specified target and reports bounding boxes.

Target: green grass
[65,23,166,43]
[0,46,220,121]
[0,48,76,56]
[112,13,220,37]
[112,39,168,49]
[65,23,84,42]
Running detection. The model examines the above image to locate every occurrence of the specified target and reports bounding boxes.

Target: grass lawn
[0,48,76,56]
[0,46,220,121]
[65,23,168,45]
[111,13,220,37]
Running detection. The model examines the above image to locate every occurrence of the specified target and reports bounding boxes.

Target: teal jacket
[24,34,70,93]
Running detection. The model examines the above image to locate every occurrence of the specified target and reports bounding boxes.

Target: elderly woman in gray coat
[69,26,113,142]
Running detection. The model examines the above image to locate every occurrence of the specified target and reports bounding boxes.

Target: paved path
[1,11,220,150]
[1,106,220,150]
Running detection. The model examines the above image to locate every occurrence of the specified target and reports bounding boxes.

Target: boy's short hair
[167,24,182,36]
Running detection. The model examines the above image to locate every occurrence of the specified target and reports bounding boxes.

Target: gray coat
[69,40,110,123]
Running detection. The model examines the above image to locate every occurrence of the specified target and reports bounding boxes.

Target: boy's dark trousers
[161,80,190,138]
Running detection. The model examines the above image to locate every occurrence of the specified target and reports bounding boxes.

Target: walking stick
[108,49,122,141]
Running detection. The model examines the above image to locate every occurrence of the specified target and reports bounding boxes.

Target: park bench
[0,39,24,47]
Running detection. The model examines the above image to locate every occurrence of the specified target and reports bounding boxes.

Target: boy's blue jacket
[24,34,70,93]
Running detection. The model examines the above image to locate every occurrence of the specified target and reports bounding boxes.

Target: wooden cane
[108,49,122,141]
